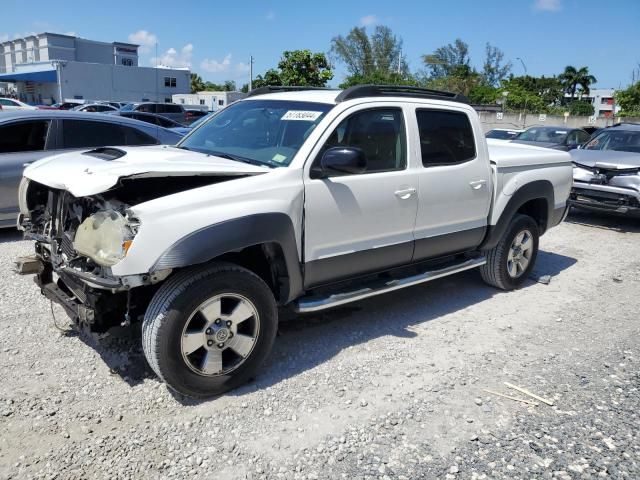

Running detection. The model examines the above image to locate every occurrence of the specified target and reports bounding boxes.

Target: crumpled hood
[23,145,269,197]
[570,148,640,169]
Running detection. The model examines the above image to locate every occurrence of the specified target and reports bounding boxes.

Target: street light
[501,90,509,113]
[515,57,528,128]
[516,57,528,75]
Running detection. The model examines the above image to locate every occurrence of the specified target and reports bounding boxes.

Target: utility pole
[397,48,402,75]
[249,55,254,91]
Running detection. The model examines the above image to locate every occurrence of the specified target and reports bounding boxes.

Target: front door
[303,106,418,288]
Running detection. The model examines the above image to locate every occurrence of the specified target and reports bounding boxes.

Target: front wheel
[142,262,278,398]
[480,214,540,290]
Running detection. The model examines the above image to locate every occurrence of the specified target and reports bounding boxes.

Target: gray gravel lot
[0,210,639,480]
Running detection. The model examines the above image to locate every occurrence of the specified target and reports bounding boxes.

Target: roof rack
[246,86,336,97]
[335,85,469,104]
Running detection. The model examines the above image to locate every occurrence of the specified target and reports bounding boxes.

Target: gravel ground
[1,210,639,480]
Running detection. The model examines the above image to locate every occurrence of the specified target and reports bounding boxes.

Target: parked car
[570,123,640,216]
[185,109,210,125]
[0,98,37,111]
[512,126,591,151]
[16,85,572,397]
[0,111,183,228]
[72,103,119,113]
[485,128,523,140]
[114,111,189,135]
[120,102,186,123]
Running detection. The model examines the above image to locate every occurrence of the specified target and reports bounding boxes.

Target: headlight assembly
[73,210,135,267]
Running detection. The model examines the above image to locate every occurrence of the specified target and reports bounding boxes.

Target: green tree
[251,50,333,89]
[482,43,511,87]
[190,73,205,93]
[569,100,595,116]
[422,38,471,79]
[276,50,333,86]
[559,66,597,101]
[330,25,408,85]
[251,69,283,88]
[468,83,500,104]
[502,75,563,107]
[616,82,640,116]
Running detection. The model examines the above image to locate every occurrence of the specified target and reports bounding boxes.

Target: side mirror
[315,147,367,178]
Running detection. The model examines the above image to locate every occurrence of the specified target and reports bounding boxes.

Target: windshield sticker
[272,153,287,163]
[281,110,323,121]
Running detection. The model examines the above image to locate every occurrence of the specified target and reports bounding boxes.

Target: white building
[584,88,620,118]
[172,91,247,111]
[0,32,190,105]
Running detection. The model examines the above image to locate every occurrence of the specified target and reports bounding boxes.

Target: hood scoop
[82,147,127,161]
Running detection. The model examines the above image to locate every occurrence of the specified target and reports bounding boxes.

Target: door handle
[469,180,487,190]
[394,187,417,199]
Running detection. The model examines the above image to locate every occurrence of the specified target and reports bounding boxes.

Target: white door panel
[305,170,418,261]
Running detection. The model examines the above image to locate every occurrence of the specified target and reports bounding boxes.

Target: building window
[199,99,205,105]
[164,77,177,88]
[218,99,224,106]
[121,58,133,66]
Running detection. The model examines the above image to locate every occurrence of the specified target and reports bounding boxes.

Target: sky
[2,0,639,89]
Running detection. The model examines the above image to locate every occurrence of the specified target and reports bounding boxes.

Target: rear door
[0,119,53,224]
[303,104,419,287]
[411,107,492,261]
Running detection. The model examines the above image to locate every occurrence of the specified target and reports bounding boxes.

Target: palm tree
[190,73,205,93]
[559,66,597,102]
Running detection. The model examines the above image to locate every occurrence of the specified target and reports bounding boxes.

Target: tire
[480,214,539,290]
[142,262,278,398]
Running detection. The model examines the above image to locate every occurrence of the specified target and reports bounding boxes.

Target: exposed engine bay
[18,175,243,332]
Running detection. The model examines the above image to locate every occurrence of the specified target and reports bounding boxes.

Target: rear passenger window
[138,104,155,113]
[62,120,126,148]
[164,104,181,113]
[0,121,51,153]
[122,126,159,145]
[416,109,476,167]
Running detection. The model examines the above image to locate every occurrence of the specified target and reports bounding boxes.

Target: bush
[569,100,595,116]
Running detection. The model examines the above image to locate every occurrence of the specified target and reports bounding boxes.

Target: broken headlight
[73,210,135,267]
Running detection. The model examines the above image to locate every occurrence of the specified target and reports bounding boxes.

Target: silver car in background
[570,123,640,217]
[0,111,183,228]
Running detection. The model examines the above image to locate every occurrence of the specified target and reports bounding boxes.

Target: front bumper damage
[570,182,640,216]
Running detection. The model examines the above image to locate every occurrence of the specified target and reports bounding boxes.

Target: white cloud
[532,0,562,11]
[64,31,77,37]
[265,11,275,21]
[360,14,378,26]
[151,43,193,68]
[0,33,8,42]
[128,30,158,53]
[201,53,232,73]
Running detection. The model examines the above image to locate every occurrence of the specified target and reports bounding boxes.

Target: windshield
[516,127,570,143]
[178,99,333,167]
[584,129,640,153]
[486,129,520,140]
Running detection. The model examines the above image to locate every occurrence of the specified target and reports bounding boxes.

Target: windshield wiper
[206,151,277,168]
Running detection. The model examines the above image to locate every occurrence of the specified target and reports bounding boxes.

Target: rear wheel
[142,262,278,398]
[480,214,539,290]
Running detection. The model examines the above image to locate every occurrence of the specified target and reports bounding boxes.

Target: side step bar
[295,256,486,313]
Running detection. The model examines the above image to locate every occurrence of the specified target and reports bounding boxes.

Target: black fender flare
[151,213,303,303]
[480,180,555,250]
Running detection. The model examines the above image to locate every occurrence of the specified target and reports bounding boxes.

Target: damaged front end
[571,162,640,216]
[16,178,167,332]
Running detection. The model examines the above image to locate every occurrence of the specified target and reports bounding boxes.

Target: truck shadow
[565,209,640,233]
[0,229,23,244]
[78,250,577,403]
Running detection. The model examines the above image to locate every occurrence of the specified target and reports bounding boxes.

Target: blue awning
[0,69,57,83]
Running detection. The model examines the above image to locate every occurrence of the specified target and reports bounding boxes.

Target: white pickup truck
[16,85,573,397]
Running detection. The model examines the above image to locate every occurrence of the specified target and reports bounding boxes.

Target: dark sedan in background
[512,126,591,151]
[570,123,640,217]
[0,111,183,228]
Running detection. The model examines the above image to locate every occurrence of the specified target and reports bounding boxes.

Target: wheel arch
[151,213,303,304]
[481,180,554,250]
